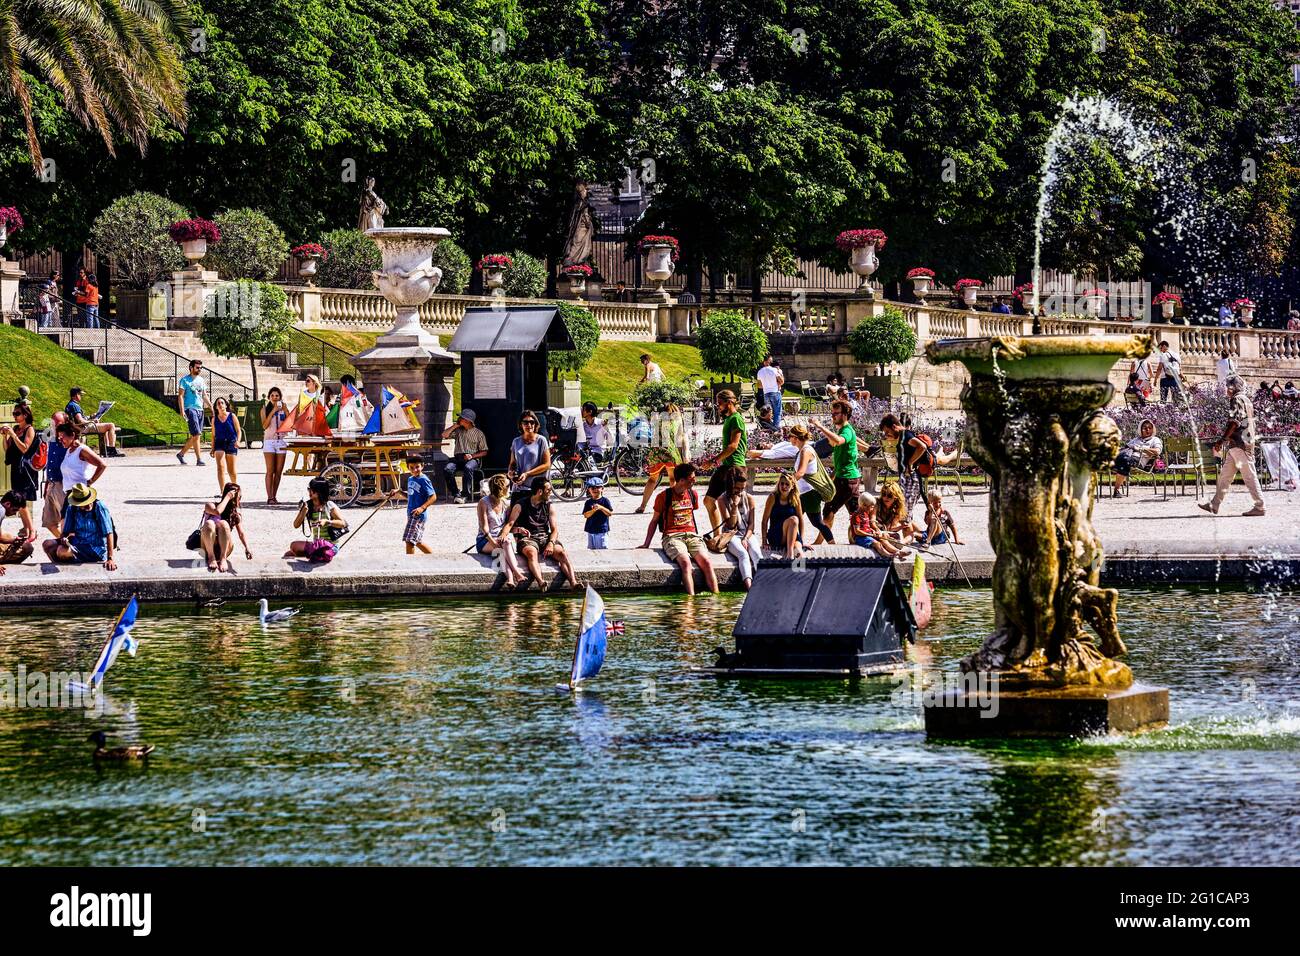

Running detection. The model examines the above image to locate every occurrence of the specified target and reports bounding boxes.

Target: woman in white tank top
[59,436,104,491]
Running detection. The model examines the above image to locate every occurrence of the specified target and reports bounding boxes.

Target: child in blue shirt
[403,455,437,554]
[582,476,612,549]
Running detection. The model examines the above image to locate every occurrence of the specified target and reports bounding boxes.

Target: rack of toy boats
[702,554,931,678]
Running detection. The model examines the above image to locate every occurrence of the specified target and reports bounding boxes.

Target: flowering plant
[291,242,328,260]
[835,228,887,252]
[1232,298,1256,310]
[1152,292,1182,306]
[476,253,513,270]
[1079,288,1109,298]
[0,207,24,232]
[906,266,935,279]
[953,278,983,292]
[1013,282,1035,300]
[638,235,680,262]
[563,263,593,277]
[168,218,221,243]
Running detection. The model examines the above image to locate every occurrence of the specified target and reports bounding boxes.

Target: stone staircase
[42,325,320,405]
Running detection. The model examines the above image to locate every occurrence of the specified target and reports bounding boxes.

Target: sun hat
[585,476,605,489]
[68,483,97,507]
[458,409,477,424]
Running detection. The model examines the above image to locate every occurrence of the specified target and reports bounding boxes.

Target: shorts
[185,408,205,436]
[476,532,491,554]
[663,532,704,562]
[705,462,739,499]
[587,532,608,549]
[42,482,66,528]
[214,438,238,455]
[403,512,428,544]
[823,476,863,518]
[918,529,948,545]
[518,532,553,555]
[263,435,287,455]
[853,535,877,549]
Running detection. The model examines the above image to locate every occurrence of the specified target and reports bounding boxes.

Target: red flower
[906,267,935,279]
[476,254,513,270]
[1232,298,1256,309]
[564,263,593,277]
[1013,282,1035,300]
[835,228,887,252]
[1153,292,1182,306]
[292,243,328,260]
[638,235,680,262]
[953,278,983,292]
[168,218,221,243]
[0,207,24,232]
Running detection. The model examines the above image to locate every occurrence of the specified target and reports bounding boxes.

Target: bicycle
[549,441,650,500]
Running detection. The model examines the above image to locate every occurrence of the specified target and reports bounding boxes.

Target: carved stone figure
[926,334,1153,688]
[561,181,596,269]
[359,177,388,233]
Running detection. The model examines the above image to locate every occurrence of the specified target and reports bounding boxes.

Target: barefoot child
[403,455,436,555]
[850,492,910,558]
[582,476,613,549]
[917,490,961,546]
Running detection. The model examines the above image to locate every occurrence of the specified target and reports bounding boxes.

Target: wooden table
[746,454,889,493]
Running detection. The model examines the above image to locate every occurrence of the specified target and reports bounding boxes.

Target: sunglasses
[521,420,538,427]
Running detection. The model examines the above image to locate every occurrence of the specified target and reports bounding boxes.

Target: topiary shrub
[317,228,380,289]
[502,250,546,298]
[548,302,600,380]
[696,309,769,382]
[431,239,470,294]
[90,191,187,290]
[205,208,289,281]
[200,280,296,399]
[631,378,695,413]
[846,306,918,375]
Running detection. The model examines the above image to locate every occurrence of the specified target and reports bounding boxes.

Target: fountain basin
[925,682,1169,739]
[926,334,1152,381]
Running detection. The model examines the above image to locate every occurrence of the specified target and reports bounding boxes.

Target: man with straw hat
[42,483,118,570]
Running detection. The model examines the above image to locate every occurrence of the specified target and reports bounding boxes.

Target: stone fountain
[351,227,460,442]
[922,334,1170,738]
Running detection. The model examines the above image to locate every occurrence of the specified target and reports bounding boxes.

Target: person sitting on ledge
[502,475,578,590]
[0,491,36,568]
[286,477,348,559]
[43,482,117,571]
[639,462,718,595]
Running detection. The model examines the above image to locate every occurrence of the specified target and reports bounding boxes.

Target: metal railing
[32,289,252,403]
[286,326,357,383]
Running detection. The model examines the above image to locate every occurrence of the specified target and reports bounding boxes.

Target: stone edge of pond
[0,554,1295,607]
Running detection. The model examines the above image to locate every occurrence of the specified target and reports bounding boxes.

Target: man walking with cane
[1200,374,1265,517]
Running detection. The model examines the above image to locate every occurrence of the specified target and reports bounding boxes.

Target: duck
[88,730,155,761]
[258,598,301,624]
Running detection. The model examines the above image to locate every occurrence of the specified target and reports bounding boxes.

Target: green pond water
[0,586,1297,866]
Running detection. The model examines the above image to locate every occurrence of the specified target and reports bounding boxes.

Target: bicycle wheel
[319,462,363,508]
[613,445,648,496]
[551,461,585,502]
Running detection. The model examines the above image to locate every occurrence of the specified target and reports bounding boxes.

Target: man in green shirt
[703,389,748,536]
[812,399,862,543]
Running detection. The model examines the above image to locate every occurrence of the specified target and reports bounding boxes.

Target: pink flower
[168,218,221,243]
[0,207,24,232]
[906,266,935,279]
[291,242,328,260]
[953,278,983,292]
[476,254,513,270]
[835,229,887,252]
[638,235,680,262]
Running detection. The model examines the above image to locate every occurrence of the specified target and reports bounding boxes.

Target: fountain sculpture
[922,333,1170,737]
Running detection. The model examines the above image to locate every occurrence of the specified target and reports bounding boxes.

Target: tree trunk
[249,355,259,403]
[96,256,111,323]
[750,257,762,302]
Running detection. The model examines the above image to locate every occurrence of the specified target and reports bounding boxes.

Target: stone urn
[181,238,208,264]
[961,286,979,308]
[366,226,451,350]
[484,266,506,295]
[643,244,676,303]
[1160,300,1176,321]
[297,255,320,284]
[1080,293,1106,319]
[849,244,878,295]
[910,275,933,302]
[564,272,588,299]
[0,224,7,250]
[1239,305,1255,326]
[922,333,1170,737]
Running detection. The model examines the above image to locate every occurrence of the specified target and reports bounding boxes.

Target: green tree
[88,191,186,290]
[696,309,768,382]
[317,229,379,289]
[432,239,470,294]
[548,302,599,380]
[206,208,288,281]
[631,378,695,413]
[200,280,295,399]
[0,0,190,171]
[502,250,547,298]
[847,308,918,375]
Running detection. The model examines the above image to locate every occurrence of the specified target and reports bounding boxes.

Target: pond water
[0,586,1296,866]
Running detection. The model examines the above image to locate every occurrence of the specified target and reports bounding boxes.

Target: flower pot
[484,267,505,294]
[961,286,978,308]
[181,238,208,263]
[565,274,587,299]
[1160,300,1176,321]
[297,255,320,284]
[849,244,878,294]
[0,224,7,250]
[643,244,676,303]
[1239,307,1254,326]
[1080,294,1105,318]
[910,276,932,301]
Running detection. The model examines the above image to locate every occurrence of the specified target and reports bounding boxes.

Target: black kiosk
[447,306,575,473]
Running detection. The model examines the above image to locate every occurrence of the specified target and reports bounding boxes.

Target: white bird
[258,599,301,625]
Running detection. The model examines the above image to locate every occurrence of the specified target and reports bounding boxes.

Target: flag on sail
[290,396,332,438]
[569,586,609,689]
[379,385,421,434]
[909,555,932,629]
[334,381,373,433]
[87,596,140,687]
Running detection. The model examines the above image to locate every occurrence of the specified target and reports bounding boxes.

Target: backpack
[29,437,47,471]
[905,431,937,477]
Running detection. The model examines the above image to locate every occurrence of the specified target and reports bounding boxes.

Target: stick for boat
[335,490,398,552]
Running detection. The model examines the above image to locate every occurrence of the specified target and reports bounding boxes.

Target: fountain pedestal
[351,227,460,443]
[922,334,1170,738]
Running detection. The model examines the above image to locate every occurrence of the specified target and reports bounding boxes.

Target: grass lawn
[0,325,185,437]
[307,330,708,410]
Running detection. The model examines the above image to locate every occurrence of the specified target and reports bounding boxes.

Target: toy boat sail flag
[362,385,421,435]
[910,555,933,629]
[289,389,333,438]
[327,380,373,433]
[70,596,140,691]
[565,586,609,691]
